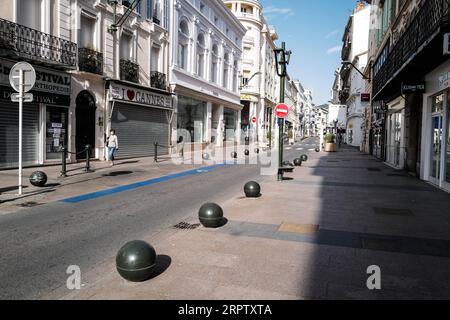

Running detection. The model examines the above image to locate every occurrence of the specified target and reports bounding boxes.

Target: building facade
[224,0,279,147]
[0,0,172,169]
[339,1,371,150]
[170,0,245,151]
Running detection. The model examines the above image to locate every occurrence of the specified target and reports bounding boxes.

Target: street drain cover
[387,173,408,177]
[18,201,42,208]
[173,222,201,230]
[373,207,414,216]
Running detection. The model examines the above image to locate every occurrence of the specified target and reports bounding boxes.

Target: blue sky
[260,0,357,105]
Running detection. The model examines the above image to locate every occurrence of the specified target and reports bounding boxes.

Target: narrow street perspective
[1,0,450,307]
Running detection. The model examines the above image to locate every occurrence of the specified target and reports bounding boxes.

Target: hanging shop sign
[361,93,371,102]
[0,59,71,106]
[401,83,425,94]
[109,82,172,109]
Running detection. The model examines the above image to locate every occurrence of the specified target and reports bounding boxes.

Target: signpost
[9,62,36,195]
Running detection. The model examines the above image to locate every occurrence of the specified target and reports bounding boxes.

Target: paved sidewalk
[46,145,450,300]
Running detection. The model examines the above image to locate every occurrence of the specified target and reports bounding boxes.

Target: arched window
[178,20,190,70]
[211,44,219,83]
[223,53,230,89]
[196,33,206,78]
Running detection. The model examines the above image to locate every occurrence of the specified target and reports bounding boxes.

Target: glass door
[430,94,444,184]
[444,92,450,189]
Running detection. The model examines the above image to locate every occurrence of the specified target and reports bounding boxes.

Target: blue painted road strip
[61,163,227,204]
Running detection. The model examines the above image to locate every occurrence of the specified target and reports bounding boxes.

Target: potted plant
[324,133,337,152]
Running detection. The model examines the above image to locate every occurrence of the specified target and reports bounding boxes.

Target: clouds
[264,6,295,20]
[326,46,341,55]
[325,29,340,39]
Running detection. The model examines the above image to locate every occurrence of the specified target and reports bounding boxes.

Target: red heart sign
[127,90,135,101]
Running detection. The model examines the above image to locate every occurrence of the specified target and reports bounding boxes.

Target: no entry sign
[275,103,289,119]
[252,117,257,124]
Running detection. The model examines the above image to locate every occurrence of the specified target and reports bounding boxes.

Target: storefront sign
[0,59,71,106]
[240,95,252,101]
[109,82,172,109]
[439,71,450,89]
[401,83,425,93]
[361,93,370,102]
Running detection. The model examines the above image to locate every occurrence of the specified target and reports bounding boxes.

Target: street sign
[9,62,36,196]
[9,62,36,93]
[11,93,33,103]
[275,103,289,119]
[252,117,257,124]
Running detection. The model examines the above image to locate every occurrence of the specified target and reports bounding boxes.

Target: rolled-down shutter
[0,103,40,169]
[111,103,170,159]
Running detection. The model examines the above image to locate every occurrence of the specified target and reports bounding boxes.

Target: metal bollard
[154,142,158,163]
[60,147,67,177]
[85,145,93,173]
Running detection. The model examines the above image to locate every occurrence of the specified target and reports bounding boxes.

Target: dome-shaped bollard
[244,181,261,198]
[254,148,260,154]
[315,147,320,153]
[245,149,250,156]
[199,203,224,228]
[202,153,210,160]
[294,158,302,167]
[116,240,157,282]
[231,151,238,159]
[30,171,48,187]
[301,154,308,162]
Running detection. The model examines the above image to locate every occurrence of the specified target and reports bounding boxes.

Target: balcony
[120,58,139,83]
[153,16,161,25]
[0,18,77,69]
[78,47,103,75]
[150,71,166,90]
[373,0,450,98]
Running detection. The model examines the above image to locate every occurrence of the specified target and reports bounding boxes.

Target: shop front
[385,97,406,169]
[107,81,173,159]
[421,60,450,192]
[0,58,71,169]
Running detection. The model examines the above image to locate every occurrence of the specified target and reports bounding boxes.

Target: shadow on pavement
[150,255,172,280]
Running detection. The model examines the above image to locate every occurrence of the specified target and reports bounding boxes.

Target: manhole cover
[367,168,381,172]
[173,222,201,230]
[373,207,414,216]
[18,201,42,208]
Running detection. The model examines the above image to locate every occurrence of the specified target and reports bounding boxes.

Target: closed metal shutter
[111,103,170,159]
[0,103,40,169]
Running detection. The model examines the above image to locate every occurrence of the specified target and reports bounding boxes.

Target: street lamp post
[274,42,291,180]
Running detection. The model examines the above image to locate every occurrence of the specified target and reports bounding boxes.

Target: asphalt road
[0,138,318,300]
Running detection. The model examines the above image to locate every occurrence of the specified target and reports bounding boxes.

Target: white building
[170,0,246,150]
[340,1,370,149]
[0,0,173,169]
[223,0,279,147]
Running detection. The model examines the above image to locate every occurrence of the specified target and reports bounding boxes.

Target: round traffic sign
[9,62,36,93]
[252,117,257,124]
[275,103,289,119]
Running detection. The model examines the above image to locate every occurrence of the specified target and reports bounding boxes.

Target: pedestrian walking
[337,132,343,148]
[107,129,119,166]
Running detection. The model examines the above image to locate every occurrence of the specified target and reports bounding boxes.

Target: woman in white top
[107,129,119,166]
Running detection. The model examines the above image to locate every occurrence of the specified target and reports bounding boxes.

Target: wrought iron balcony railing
[373,0,450,96]
[120,58,139,83]
[153,16,161,25]
[150,71,167,90]
[78,47,103,75]
[0,18,77,68]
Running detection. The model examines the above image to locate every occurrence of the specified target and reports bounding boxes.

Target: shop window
[177,96,206,143]
[46,106,68,160]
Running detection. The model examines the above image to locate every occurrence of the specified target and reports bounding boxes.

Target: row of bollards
[115,180,263,282]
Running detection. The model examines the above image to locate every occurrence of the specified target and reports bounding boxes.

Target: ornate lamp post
[274,42,292,179]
